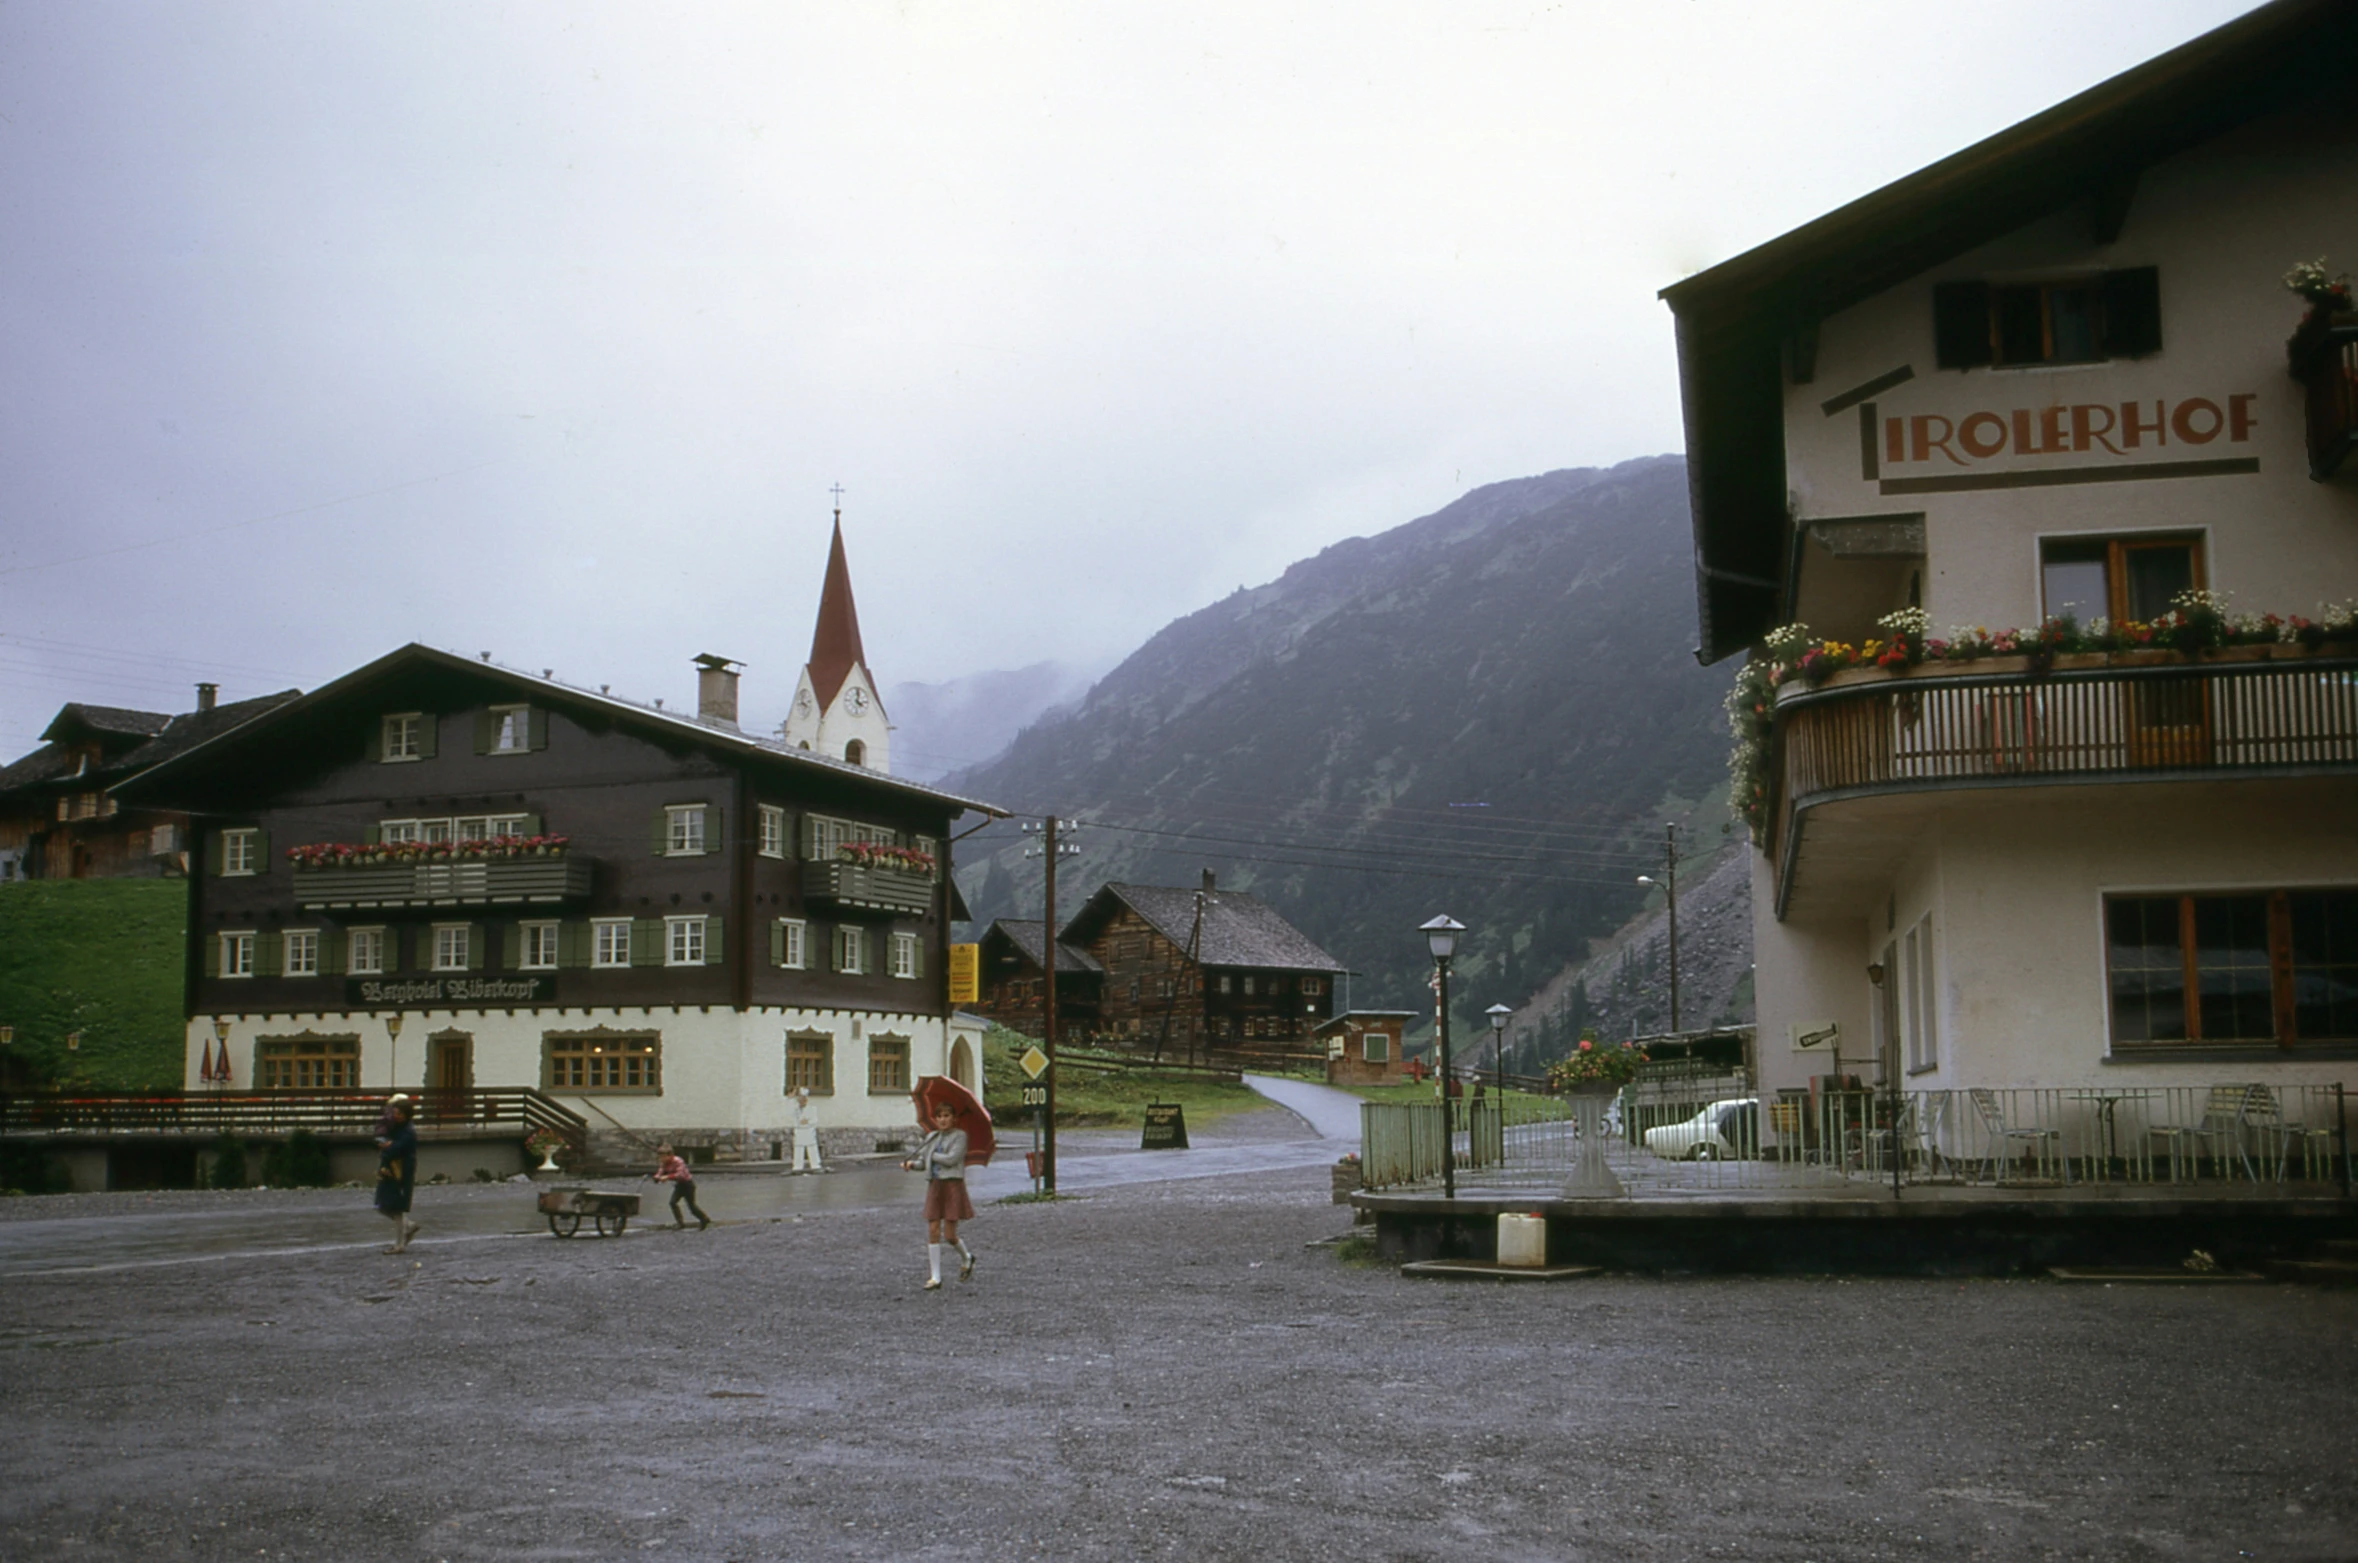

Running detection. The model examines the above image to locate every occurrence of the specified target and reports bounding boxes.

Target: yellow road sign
[1020,1046,1050,1079]
[948,943,980,1004]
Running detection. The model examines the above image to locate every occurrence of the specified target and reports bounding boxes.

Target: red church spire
[806,508,868,710]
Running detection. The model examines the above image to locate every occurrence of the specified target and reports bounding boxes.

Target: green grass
[0,880,188,1091]
[980,1026,1274,1130]
[1332,1081,1560,1110]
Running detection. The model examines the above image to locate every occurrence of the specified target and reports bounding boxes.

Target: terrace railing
[1360,1082,2351,1197]
[0,1088,588,1163]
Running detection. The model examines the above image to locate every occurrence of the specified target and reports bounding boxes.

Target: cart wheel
[548,1211,582,1238]
[595,1210,626,1239]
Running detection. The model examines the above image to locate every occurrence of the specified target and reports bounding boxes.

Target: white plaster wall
[1760,781,2358,1092]
[190,1005,957,1135]
[1785,92,2358,637]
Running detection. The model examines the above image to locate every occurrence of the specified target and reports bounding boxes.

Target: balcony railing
[293,854,594,909]
[803,860,935,916]
[1769,653,2358,896]
[0,1088,587,1162]
[2292,319,2358,480]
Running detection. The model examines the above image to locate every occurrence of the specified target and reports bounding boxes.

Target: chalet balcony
[1769,650,2358,917]
[2291,317,2358,480]
[803,860,935,917]
[293,854,594,909]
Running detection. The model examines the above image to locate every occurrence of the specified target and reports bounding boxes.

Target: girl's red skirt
[923,1178,975,1222]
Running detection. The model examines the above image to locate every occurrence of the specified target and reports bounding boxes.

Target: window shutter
[517,813,542,837]
[364,721,382,763]
[820,1040,835,1096]
[323,931,347,976]
[559,920,590,970]
[802,813,820,860]
[257,935,283,978]
[770,919,787,966]
[254,828,270,868]
[416,717,438,759]
[502,923,522,969]
[468,925,486,969]
[1932,281,1992,369]
[527,707,549,751]
[382,928,401,974]
[652,810,669,856]
[204,831,225,876]
[705,915,725,965]
[473,711,494,755]
[631,918,663,966]
[913,935,925,980]
[704,805,723,854]
[204,936,221,977]
[363,823,382,847]
[2101,267,2162,357]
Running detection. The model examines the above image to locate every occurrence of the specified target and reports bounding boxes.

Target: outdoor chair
[2152,1085,2260,1182]
[1967,1088,2067,1184]
[2247,1086,2341,1183]
[1905,1090,1957,1181]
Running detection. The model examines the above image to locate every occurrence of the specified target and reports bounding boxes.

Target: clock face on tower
[794,690,813,717]
[845,686,870,715]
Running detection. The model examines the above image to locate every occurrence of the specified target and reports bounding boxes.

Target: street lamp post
[1419,915,1465,1200]
[212,1017,231,1091]
[385,1013,404,1092]
[1486,1003,1512,1094]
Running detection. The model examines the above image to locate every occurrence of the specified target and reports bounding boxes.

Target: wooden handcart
[536,1186,641,1238]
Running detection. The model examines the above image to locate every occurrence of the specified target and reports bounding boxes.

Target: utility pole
[1023,817,1080,1194]
[1664,823,1680,1034]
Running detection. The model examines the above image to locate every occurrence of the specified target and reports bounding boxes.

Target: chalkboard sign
[1141,1102,1189,1150]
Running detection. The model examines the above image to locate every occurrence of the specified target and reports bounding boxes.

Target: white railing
[1360,1082,2352,1196]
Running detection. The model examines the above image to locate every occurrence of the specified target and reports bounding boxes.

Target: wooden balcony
[2291,318,2358,480]
[803,860,935,916]
[293,854,594,909]
[1769,651,2358,917]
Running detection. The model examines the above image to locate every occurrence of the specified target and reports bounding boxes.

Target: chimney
[1202,868,1217,893]
[693,654,742,727]
[195,683,218,712]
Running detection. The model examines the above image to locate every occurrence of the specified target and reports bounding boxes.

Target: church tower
[780,504,892,774]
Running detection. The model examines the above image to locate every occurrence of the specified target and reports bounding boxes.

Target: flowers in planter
[1722,594,2358,834]
[836,840,937,875]
[2285,257,2353,313]
[286,835,571,869]
[1543,1034,1647,1092]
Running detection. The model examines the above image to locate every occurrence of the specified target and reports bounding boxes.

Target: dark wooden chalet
[970,918,1103,1038]
[1057,875,1344,1051]
[1316,1010,1415,1086]
[111,643,1003,1157]
[0,686,298,881]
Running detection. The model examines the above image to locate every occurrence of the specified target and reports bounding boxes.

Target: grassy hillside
[0,880,187,1091]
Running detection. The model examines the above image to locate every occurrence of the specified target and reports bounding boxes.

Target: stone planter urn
[1561,1081,1626,1198]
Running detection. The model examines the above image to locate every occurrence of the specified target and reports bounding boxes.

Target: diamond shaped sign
[1020,1046,1051,1079]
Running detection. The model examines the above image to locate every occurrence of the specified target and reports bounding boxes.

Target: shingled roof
[983,919,1104,975]
[1063,882,1345,973]
[1,691,300,799]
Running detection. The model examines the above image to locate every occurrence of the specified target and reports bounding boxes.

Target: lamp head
[1418,914,1465,962]
[1485,1002,1512,1035]
[386,1013,405,1039]
[1636,875,1657,887]
[212,1017,231,1042]
[1866,963,1886,987]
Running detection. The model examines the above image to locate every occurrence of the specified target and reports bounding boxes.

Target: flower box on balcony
[804,860,934,916]
[2287,314,2358,481]
[294,854,594,908]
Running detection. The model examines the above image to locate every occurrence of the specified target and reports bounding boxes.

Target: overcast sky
[1,1,2254,774]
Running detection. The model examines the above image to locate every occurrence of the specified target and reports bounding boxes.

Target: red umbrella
[911,1074,995,1167]
[197,1040,216,1084]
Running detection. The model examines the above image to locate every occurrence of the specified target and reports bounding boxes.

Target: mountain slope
[950,455,1740,1029]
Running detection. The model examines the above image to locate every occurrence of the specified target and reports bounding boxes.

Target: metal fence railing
[1361,1082,2353,1197]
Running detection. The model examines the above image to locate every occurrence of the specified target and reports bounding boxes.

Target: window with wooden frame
[476,704,544,756]
[379,712,428,762]
[868,1034,910,1093]
[2106,889,2358,1048]
[1361,1030,1390,1063]
[1934,267,2161,370]
[347,927,387,975]
[255,1034,359,1090]
[786,1031,834,1094]
[282,929,320,978]
[834,925,866,975]
[890,932,921,980]
[518,921,560,971]
[543,1032,661,1092]
[758,804,786,858]
[219,931,256,978]
[2040,534,2204,626]
[221,828,259,876]
[772,917,808,970]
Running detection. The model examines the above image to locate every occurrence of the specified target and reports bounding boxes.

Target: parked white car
[1642,1097,1758,1160]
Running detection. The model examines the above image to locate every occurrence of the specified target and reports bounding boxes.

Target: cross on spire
[830,482,845,520]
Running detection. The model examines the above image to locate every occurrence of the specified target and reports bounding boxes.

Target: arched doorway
[949,1037,975,1091]
[844,739,866,766]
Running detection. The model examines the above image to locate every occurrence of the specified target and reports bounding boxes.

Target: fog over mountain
[945,455,1751,1058]
[886,661,1108,784]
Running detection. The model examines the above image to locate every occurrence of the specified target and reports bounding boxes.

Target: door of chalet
[426,1033,473,1122]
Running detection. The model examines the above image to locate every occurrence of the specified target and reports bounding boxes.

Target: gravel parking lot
[4,1153,2355,1562]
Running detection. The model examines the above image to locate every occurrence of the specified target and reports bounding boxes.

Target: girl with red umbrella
[903,1080,988,1289]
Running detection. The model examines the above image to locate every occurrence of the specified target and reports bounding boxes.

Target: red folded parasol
[198,1040,216,1084]
[911,1074,995,1166]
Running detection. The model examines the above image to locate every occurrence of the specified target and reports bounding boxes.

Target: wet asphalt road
[4,1098,2356,1562]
